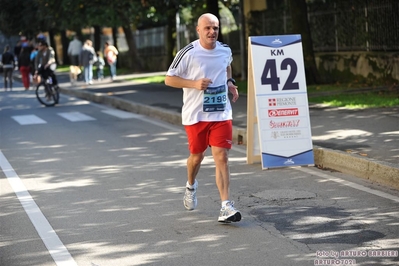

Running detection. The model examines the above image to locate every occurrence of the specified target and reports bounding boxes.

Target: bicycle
[35,64,60,107]
[35,76,59,107]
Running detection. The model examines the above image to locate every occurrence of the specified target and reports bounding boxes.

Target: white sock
[186,181,195,189]
[222,200,230,208]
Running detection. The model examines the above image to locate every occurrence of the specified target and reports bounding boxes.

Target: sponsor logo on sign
[271,130,302,139]
[268,97,297,107]
[284,159,295,165]
[269,119,300,129]
[281,130,302,138]
[268,108,299,117]
[271,131,279,139]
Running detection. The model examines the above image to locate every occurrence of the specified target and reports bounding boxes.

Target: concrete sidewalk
[12,71,399,189]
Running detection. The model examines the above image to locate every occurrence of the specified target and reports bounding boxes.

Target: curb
[314,147,399,190]
[60,86,399,190]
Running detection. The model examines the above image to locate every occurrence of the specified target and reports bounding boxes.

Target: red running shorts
[184,120,233,154]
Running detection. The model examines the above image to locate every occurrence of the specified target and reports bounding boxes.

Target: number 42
[261,58,299,91]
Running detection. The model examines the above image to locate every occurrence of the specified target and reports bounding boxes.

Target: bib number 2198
[261,58,299,91]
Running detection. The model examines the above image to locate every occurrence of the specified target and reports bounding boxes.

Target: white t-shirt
[68,39,82,56]
[166,40,233,125]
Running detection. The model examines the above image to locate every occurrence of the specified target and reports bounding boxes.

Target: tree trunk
[206,0,223,42]
[165,10,176,66]
[93,25,101,52]
[111,27,118,49]
[122,25,143,71]
[289,0,321,84]
[239,0,247,80]
[60,30,70,65]
[73,27,83,41]
[112,27,119,69]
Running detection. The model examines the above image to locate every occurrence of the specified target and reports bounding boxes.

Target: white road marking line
[12,115,47,125]
[296,167,399,203]
[102,109,143,119]
[58,112,96,122]
[0,151,78,266]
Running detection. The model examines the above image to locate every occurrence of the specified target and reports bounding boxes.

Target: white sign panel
[249,35,314,169]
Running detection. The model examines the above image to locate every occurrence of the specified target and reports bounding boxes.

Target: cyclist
[33,40,59,89]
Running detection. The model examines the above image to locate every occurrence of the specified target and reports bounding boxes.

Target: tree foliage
[0,0,238,44]
[0,0,41,38]
[0,0,320,78]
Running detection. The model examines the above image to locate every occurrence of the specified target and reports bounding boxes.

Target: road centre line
[0,151,78,266]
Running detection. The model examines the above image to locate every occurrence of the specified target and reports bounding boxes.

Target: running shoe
[183,180,198,210]
[218,201,241,223]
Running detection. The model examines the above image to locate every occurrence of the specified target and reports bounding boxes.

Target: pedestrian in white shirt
[68,35,82,84]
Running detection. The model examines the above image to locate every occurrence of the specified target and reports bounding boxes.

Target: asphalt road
[1,81,399,265]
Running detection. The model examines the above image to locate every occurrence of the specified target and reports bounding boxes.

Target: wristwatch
[227,78,236,85]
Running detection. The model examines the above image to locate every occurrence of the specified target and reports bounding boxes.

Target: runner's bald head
[197,13,219,26]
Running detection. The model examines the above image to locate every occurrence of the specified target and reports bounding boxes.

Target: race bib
[203,85,227,112]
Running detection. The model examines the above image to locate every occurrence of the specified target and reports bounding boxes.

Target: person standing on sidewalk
[2,45,15,91]
[18,43,33,90]
[94,51,105,80]
[103,42,118,81]
[67,35,82,84]
[164,13,241,223]
[79,40,96,85]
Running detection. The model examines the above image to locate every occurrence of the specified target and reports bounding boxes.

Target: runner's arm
[165,75,212,91]
[226,65,239,103]
[226,65,232,80]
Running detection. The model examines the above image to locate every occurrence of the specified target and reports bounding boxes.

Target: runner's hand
[196,78,212,90]
[228,84,239,103]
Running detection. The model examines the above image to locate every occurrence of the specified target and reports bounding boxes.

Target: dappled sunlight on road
[381,131,399,136]
[312,129,373,141]
[186,233,227,242]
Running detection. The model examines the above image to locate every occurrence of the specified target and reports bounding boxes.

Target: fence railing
[247,0,399,52]
[130,0,399,57]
